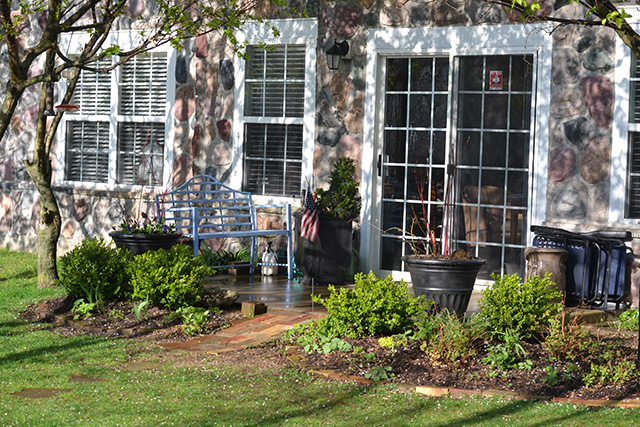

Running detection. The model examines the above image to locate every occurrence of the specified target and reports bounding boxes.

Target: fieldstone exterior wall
[0,0,637,258]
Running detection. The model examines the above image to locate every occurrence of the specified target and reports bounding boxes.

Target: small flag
[300,186,319,243]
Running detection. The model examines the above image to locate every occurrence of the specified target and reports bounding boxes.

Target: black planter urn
[109,231,182,256]
[402,255,486,315]
[294,213,353,285]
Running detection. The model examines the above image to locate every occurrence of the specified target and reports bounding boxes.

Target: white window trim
[54,30,177,191]
[232,18,317,204]
[360,24,553,277]
[611,8,640,224]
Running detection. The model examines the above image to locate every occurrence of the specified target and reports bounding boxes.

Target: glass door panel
[378,54,534,279]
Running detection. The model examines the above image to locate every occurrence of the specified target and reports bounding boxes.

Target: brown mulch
[18,297,640,401]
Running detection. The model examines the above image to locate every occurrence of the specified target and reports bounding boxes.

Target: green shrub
[58,238,131,304]
[177,306,210,336]
[129,244,210,310]
[618,309,639,331]
[477,273,562,339]
[311,272,430,338]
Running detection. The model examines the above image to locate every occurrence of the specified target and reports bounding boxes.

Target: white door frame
[360,24,553,280]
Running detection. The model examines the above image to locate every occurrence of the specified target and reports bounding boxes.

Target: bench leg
[286,231,293,280]
[249,236,257,275]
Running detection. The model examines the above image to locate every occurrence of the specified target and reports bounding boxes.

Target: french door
[378,54,534,280]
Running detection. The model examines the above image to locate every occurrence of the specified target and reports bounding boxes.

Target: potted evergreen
[295,157,361,285]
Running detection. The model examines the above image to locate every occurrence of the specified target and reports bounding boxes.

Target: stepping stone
[12,388,72,398]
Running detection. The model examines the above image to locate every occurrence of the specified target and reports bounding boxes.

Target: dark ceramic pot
[294,213,353,285]
[109,231,182,256]
[402,255,486,315]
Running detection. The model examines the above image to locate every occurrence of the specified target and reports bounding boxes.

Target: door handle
[377,154,382,177]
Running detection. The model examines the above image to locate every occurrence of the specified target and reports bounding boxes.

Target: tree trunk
[34,184,61,288]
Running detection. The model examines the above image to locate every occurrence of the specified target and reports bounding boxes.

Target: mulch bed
[18,297,640,402]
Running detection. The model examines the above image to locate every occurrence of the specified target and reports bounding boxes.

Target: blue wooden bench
[155,174,294,279]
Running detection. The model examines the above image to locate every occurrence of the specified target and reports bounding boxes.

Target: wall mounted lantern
[326,40,350,70]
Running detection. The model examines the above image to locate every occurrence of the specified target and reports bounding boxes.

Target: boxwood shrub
[58,238,131,303]
[129,244,210,310]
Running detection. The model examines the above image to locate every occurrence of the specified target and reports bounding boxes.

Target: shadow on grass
[0,326,106,367]
[429,397,600,427]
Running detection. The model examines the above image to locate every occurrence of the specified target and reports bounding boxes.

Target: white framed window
[55,31,176,189]
[612,8,640,222]
[233,18,317,198]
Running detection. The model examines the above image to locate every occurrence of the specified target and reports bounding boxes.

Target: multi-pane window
[64,52,169,186]
[243,45,305,196]
[627,55,640,217]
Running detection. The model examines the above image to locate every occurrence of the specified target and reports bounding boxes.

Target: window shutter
[631,55,640,123]
[66,121,110,182]
[71,59,112,115]
[627,132,640,217]
[119,52,168,116]
[117,122,165,185]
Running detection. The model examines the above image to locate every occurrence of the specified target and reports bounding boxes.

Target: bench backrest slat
[156,175,257,234]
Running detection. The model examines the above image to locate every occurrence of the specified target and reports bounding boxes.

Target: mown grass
[2,249,640,426]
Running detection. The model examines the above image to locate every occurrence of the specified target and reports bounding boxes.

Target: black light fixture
[326,40,349,70]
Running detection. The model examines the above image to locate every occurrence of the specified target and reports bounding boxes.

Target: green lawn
[2,248,640,426]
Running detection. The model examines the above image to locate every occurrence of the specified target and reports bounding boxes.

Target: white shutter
[119,52,168,116]
[66,121,110,182]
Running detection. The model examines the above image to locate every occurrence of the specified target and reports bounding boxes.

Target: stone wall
[0,0,637,257]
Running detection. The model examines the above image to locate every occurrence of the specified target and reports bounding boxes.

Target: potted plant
[400,148,485,315]
[294,157,361,285]
[109,212,182,256]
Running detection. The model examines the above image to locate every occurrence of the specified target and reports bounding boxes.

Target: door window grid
[380,57,450,271]
[379,55,533,278]
[455,55,532,274]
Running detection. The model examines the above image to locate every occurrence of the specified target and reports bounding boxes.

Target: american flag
[300,186,319,243]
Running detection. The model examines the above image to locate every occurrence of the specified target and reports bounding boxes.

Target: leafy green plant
[543,312,596,361]
[617,309,639,331]
[71,299,96,320]
[477,273,562,339]
[177,306,211,336]
[109,309,126,320]
[482,329,527,372]
[544,366,559,386]
[132,300,150,323]
[583,360,639,387]
[114,212,176,234]
[420,310,484,366]
[199,246,251,271]
[314,157,361,220]
[58,238,132,305]
[378,335,407,353]
[365,366,395,382]
[129,244,210,310]
[290,321,353,354]
[311,272,430,338]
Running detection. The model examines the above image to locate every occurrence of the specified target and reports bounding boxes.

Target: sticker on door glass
[489,70,503,90]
